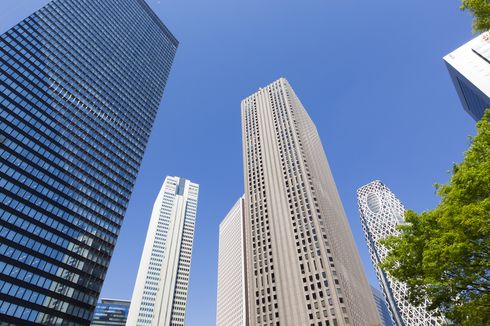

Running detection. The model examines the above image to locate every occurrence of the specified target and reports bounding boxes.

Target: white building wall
[444,32,490,98]
[357,180,443,326]
[216,196,246,326]
[126,176,199,326]
[443,31,490,120]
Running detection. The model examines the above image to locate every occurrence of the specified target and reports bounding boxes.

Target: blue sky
[0,0,478,325]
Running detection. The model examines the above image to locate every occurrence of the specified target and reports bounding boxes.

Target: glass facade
[0,0,177,324]
[91,299,130,326]
[444,34,490,121]
[455,74,490,121]
[372,286,394,326]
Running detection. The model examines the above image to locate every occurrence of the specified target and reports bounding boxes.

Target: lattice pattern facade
[241,78,380,326]
[357,181,443,326]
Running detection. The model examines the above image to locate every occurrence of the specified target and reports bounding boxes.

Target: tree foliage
[379,110,490,325]
[461,0,490,32]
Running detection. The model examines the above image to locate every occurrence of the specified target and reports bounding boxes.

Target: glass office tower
[0,0,177,324]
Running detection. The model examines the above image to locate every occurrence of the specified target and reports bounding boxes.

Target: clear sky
[0,0,478,325]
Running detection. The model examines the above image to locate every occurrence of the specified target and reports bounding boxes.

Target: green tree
[379,110,490,326]
[461,0,490,32]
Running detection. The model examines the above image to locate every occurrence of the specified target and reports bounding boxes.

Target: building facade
[444,31,490,121]
[126,176,199,326]
[216,196,247,326]
[241,78,380,326]
[0,0,177,324]
[371,286,394,326]
[91,299,130,326]
[357,181,443,326]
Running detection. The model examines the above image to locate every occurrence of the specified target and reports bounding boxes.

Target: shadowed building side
[371,286,394,326]
[444,32,490,121]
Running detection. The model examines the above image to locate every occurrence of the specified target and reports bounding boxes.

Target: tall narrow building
[0,0,177,324]
[216,196,247,326]
[126,176,199,326]
[357,180,443,326]
[241,78,380,326]
[444,32,490,121]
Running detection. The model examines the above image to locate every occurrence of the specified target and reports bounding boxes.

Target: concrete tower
[241,78,380,326]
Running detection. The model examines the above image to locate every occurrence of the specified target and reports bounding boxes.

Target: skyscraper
[241,78,380,326]
[371,286,394,326]
[0,0,177,324]
[357,180,443,326]
[444,31,490,121]
[126,176,199,326]
[216,196,246,326]
[91,299,131,326]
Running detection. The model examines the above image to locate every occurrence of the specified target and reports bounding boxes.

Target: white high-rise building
[126,176,199,326]
[444,31,490,121]
[357,180,443,326]
[241,78,380,326]
[216,196,247,326]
